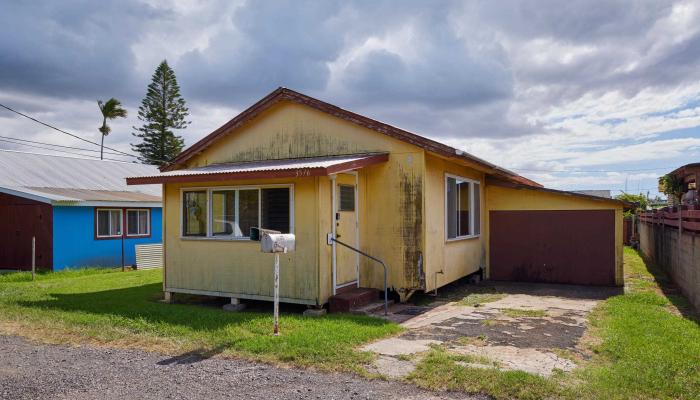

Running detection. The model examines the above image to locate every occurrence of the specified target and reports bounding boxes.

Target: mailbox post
[257,229,295,336]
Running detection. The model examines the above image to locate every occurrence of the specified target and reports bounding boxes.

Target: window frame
[444,173,481,242]
[180,184,295,241]
[125,208,151,238]
[95,208,124,239]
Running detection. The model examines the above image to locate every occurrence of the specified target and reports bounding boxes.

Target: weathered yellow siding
[359,153,425,298]
[162,99,625,305]
[164,177,319,304]
[166,101,426,304]
[423,154,486,291]
[485,185,624,285]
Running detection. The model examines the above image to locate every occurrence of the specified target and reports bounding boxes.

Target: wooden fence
[638,208,700,232]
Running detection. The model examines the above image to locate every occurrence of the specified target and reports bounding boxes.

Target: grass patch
[408,348,562,400]
[460,291,506,307]
[0,268,400,371]
[480,319,503,327]
[456,335,488,347]
[501,308,547,318]
[409,247,700,399]
[0,267,120,283]
[573,248,700,399]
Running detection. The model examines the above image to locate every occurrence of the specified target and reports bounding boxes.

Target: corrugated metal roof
[148,154,381,177]
[572,190,612,199]
[0,150,162,204]
[26,187,162,202]
[127,153,389,184]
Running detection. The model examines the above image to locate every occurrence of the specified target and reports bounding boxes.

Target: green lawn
[408,247,700,399]
[0,268,400,371]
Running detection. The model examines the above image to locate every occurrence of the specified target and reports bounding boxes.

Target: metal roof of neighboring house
[572,190,612,199]
[160,87,541,188]
[0,149,162,206]
[669,162,700,177]
[127,153,389,185]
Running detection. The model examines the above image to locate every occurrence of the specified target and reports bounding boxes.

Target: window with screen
[445,175,480,239]
[96,208,122,238]
[262,187,291,233]
[183,186,292,239]
[338,185,355,211]
[126,209,150,236]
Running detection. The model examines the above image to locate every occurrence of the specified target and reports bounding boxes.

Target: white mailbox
[261,232,296,336]
[261,233,296,253]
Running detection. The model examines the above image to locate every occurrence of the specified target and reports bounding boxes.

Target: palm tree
[97,98,128,160]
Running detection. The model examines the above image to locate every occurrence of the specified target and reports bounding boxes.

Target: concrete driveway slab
[363,281,617,378]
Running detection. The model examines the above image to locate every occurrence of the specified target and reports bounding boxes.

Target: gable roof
[162,87,541,187]
[0,149,162,205]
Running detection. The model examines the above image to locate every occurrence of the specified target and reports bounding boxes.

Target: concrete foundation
[302,308,327,317]
[223,298,246,312]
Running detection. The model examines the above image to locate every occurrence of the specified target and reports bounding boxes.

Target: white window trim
[180,184,295,241]
[96,208,123,239]
[126,208,151,237]
[444,173,481,242]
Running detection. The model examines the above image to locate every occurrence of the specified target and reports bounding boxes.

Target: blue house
[0,150,162,271]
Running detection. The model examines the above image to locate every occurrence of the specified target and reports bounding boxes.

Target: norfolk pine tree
[132,60,190,165]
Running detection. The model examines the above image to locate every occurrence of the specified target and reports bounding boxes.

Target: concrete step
[329,287,380,313]
[351,300,394,315]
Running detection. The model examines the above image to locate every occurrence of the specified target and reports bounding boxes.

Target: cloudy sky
[2,0,700,197]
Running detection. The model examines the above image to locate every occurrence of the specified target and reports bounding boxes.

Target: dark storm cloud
[1,0,700,142]
[175,1,347,103]
[0,1,164,100]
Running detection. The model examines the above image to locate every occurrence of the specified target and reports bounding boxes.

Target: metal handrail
[331,237,388,315]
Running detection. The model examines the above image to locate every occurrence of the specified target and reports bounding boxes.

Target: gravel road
[0,335,484,400]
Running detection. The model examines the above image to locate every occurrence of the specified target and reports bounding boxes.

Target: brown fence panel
[490,210,616,285]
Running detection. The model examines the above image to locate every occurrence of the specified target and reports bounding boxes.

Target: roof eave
[130,153,390,185]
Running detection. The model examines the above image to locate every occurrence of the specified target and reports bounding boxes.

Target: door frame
[331,172,360,295]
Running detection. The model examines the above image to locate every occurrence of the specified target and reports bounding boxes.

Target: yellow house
[128,88,625,310]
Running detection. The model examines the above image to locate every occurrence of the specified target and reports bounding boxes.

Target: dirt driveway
[362,281,620,378]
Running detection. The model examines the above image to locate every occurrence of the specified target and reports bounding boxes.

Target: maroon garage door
[489,210,615,286]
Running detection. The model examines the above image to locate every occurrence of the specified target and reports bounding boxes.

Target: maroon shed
[0,191,52,270]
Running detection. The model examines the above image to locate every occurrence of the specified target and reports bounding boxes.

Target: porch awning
[126,153,389,185]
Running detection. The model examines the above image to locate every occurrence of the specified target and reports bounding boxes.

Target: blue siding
[52,206,162,270]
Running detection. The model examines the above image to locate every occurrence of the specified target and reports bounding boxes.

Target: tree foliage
[132,60,190,166]
[658,174,685,204]
[97,98,127,160]
[615,192,648,213]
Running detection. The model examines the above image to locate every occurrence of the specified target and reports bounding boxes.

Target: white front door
[333,173,359,292]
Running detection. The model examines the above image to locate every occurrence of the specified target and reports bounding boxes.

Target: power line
[0,102,141,159]
[0,135,129,156]
[0,140,136,163]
